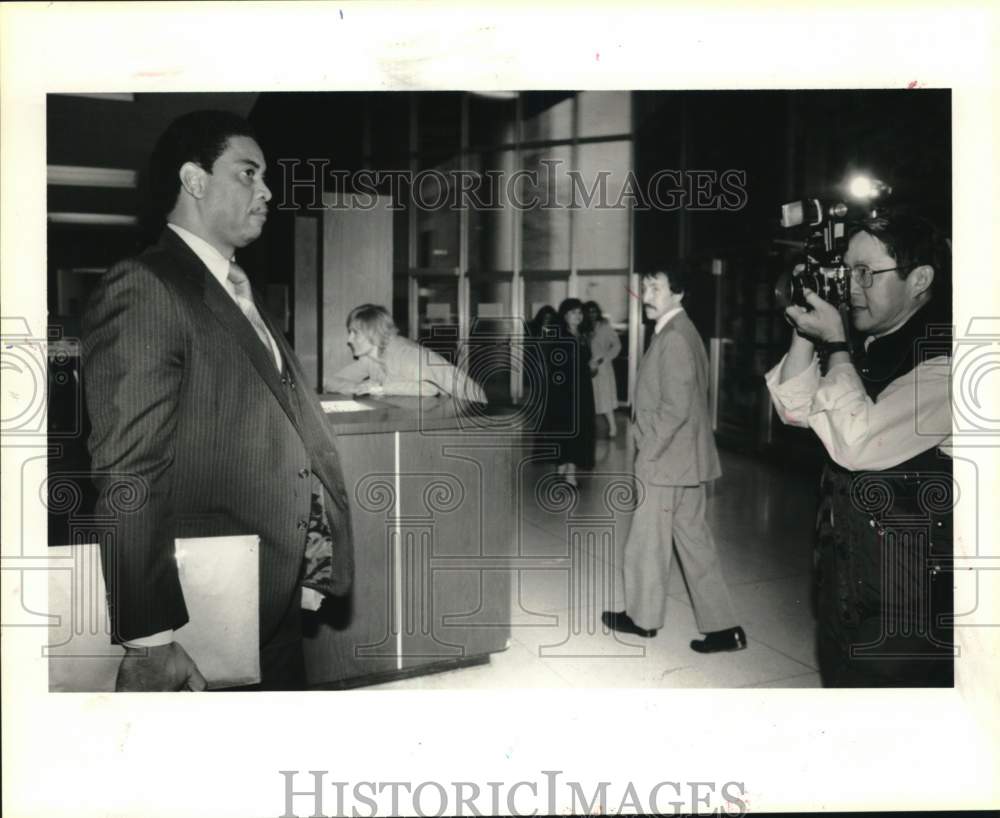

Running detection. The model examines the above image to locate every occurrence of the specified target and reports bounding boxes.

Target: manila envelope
[47,536,260,691]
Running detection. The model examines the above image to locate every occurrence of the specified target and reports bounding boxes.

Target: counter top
[320,393,522,436]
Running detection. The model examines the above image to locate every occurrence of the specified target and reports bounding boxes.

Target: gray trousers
[616,482,737,632]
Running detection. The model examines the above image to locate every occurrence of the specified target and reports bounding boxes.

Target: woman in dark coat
[545,298,597,486]
[526,305,559,451]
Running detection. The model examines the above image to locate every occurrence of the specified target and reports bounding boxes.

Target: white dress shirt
[654,306,685,335]
[168,224,282,371]
[765,352,952,472]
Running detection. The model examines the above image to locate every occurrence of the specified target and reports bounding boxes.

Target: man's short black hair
[851,210,951,304]
[640,263,691,297]
[147,110,258,223]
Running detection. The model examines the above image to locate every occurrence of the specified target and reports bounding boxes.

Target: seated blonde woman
[326,304,487,403]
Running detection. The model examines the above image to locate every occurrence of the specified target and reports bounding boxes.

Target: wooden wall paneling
[293,216,320,390]
[303,431,398,685]
[397,432,513,670]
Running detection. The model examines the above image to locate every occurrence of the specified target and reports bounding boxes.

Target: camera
[774,176,892,310]
[777,261,853,311]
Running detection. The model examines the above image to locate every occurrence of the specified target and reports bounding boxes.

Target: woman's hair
[557,297,592,335]
[346,303,399,355]
[531,305,558,328]
[583,300,604,323]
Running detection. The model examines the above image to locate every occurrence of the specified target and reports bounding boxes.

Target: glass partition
[378,91,636,407]
[573,141,631,270]
[469,94,517,149]
[521,92,574,142]
[468,274,514,403]
[520,145,572,270]
[414,273,460,363]
[468,149,515,273]
[577,91,631,138]
[523,274,569,326]
[415,156,460,270]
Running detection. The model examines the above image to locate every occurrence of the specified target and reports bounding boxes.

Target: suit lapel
[637,324,667,389]
[157,230,302,436]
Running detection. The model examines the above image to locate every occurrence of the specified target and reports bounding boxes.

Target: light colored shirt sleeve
[378,338,440,396]
[764,355,821,429]
[301,587,324,611]
[382,338,488,403]
[124,629,174,648]
[325,357,378,394]
[765,353,952,471]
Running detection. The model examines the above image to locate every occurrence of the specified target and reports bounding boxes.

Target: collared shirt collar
[654,306,685,335]
[167,224,283,373]
[168,223,232,288]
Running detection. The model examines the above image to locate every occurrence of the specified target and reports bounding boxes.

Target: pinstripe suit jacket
[632,311,722,487]
[83,229,353,648]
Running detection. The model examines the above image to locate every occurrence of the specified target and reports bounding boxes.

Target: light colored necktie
[227,262,281,371]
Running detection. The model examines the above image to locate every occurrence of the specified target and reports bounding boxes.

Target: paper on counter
[321,399,375,412]
[47,536,261,691]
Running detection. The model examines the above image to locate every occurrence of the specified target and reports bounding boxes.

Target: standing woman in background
[548,298,596,487]
[585,300,621,437]
[528,305,560,450]
[529,304,559,336]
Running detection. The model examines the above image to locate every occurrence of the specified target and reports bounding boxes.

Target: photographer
[765,212,953,687]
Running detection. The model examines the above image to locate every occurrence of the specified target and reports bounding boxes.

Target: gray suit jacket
[632,311,722,487]
[83,229,353,647]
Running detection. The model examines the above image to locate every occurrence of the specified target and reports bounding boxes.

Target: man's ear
[907,264,935,299]
[178,162,207,199]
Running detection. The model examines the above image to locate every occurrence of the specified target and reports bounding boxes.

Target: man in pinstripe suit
[603,267,746,653]
[84,111,353,691]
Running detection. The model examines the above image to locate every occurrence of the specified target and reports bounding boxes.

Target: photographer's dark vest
[817,309,953,685]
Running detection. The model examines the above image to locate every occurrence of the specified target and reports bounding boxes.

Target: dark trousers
[816,464,953,688]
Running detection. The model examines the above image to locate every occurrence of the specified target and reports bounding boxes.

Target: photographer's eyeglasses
[849,264,911,288]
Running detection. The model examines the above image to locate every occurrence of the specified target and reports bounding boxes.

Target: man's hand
[784,288,847,344]
[116,642,207,692]
[353,383,384,397]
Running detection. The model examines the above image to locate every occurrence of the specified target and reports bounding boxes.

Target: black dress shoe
[602,610,657,638]
[690,626,747,654]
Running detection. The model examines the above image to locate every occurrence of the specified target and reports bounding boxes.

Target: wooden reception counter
[303,395,521,688]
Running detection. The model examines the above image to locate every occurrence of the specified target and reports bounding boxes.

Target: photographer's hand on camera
[768,210,952,473]
[781,288,850,382]
[785,288,846,345]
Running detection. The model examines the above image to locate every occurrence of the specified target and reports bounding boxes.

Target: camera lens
[773,270,799,309]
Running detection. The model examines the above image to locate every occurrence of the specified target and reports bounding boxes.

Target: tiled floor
[371,425,823,690]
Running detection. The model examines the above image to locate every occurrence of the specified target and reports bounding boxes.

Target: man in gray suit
[84,111,353,691]
[603,268,746,652]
